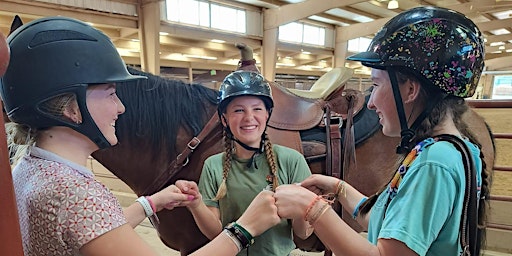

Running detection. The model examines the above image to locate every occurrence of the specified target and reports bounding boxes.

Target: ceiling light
[388,0,399,9]
[211,39,225,43]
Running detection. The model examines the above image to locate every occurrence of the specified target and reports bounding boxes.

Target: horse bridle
[141,114,220,196]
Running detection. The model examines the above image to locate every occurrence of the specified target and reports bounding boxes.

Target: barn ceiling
[0,0,511,81]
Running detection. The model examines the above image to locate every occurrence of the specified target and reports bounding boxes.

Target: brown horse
[90,65,495,255]
[4,16,493,255]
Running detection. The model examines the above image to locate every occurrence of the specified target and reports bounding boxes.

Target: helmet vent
[29,30,97,48]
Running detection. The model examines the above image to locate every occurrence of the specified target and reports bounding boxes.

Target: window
[166,0,246,34]
[493,75,512,99]
[279,22,325,46]
[348,37,372,53]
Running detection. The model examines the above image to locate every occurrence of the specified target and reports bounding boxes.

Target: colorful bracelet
[352,197,368,219]
[307,201,330,225]
[304,196,322,221]
[136,196,154,217]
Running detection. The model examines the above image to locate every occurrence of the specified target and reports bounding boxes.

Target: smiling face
[86,83,125,145]
[222,95,269,149]
[367,69,403,137]
[367,69,423,138]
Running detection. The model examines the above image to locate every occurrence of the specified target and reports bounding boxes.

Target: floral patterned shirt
[12,147,126,255]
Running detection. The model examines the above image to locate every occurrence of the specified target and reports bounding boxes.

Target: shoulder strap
[435,134,478,256]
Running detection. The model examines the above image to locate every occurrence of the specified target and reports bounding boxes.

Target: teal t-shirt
[367,138,482,255]
[199,144,312,256]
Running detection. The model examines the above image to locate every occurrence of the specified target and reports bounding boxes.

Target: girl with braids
[177,70,312,255]
[273,6,491,256]
[3,16,281,256]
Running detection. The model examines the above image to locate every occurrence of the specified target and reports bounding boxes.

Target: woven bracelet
[334,180,346,200]
[352,197,368,219]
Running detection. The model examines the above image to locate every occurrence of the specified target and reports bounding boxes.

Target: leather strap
[323,105,342,256]
[342,95,356,174]
[141,114,220,196]
[436,134,479,256]
[325,105,342,180]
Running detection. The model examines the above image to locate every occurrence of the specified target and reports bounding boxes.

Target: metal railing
[467,99,512,238]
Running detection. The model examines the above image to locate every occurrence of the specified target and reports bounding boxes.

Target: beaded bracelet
[352,197,368,219]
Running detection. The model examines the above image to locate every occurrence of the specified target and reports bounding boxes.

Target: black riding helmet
[218,71,273,166]
[218,70,273,115]
[347,6,485,153]
[0,16,146,149]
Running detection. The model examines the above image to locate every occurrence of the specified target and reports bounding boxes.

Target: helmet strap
[388,69,415,154]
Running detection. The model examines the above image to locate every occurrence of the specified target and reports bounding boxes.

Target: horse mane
[116,66,219,157]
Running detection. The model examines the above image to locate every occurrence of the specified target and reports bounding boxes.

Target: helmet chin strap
[388,69,415,154]
[388,69,445,154]
[220,109,272,168]
[227,128,265,169]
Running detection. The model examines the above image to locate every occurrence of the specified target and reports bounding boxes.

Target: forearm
[189,203,223,239]
[337,181,370,229]
[292,217,313,240]
[313,208,379,256]
[189,230,239,256]
[124,201,148,228]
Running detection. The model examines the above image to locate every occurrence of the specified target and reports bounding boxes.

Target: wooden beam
[336,0,504,41]
[0,0,137,28]
[486,34,512,45]
[139,0,160,74]
[160,22,261,49]
[485,55,512,70]
[262,27,279,80]
[478,18,512,32]
[336,18,389,41]
[263,0,367,30]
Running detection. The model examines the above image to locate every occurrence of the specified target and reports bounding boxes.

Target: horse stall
[85,99,512,256]
[467,99,512,255]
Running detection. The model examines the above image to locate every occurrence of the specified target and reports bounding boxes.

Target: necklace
[387,137,436,200]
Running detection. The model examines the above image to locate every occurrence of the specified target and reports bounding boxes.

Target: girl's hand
[300,174,340,195]
[236,190,280,237]
[274,184,317,220]
[175,180,202,209]
[150,184,195,211]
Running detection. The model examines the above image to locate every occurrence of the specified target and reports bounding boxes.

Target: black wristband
[224,222,254,249]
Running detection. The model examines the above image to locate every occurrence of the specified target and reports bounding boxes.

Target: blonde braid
[214,130,232,201]
[263,133,278,191]
[5,122,38,165]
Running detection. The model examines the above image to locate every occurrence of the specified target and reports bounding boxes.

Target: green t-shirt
[199,144,311,256]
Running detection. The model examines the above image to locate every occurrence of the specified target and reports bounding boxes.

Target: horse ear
[10,15,23,35]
